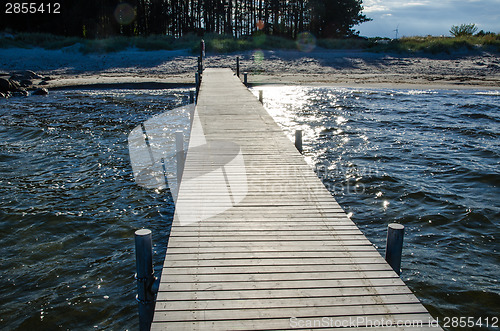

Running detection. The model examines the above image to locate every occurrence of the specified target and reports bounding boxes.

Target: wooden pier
[151,68,440,330]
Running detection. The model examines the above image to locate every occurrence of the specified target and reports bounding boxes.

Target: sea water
[0,86,498,329]
[255,86,499,329]
[0,89,188,329]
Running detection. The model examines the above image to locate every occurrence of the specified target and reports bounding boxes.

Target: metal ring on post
[135,294,155,305]
[135,272,155,283]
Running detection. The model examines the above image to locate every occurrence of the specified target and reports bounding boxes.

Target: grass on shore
[0,31,499,55]
[0,32,299,53]
[370,35,500,54]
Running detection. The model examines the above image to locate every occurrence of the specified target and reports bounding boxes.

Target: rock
[39,81,49,86]
[9,79,21,91]
[13,90,29,97]
[42,76,52,81]
[11,70,43,82]
[21,70,43,79]
[33,88,49,96]
[20,79,33,87]
[0,91,16,99]
[0,78,10,92]
[0,78,26,92]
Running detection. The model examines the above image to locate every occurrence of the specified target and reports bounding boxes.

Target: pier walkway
[151,68,440,330]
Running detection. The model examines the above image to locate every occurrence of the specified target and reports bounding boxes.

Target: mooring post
[197,56,202,75]
[295,129,303,154]
[176,131,185,185]
[243,72,248,86]
[385,223,405,275]
[189,90,195,104]
[259,90,263,104]
[236,57,240,77]
[135,229,155,331]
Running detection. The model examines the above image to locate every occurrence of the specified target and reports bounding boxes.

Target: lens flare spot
[296,32,316,52]
[114,3,136,26]
[253,50,264,64]
[256,20,265,30]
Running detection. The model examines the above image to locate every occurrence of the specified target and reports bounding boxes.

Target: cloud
[363,0,391,12]
[359,0,500,37]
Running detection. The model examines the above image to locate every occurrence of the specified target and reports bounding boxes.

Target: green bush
[317,38,370,49]
[80,37,130,54]
[190,34,297,54]
[450,24,478,37]
[367,34,500,54]
[0,32,80,49]
[133,35,176,51]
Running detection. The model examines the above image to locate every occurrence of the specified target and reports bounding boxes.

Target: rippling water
[255,86,499,329]
[0,89,190,330]
[1,86,498,330]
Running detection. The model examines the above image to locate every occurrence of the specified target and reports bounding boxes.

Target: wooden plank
[170,224,360,230]
[162,264,393,275]
[163,257,385,267]
[165,251,382,260]
[160,270,400,283]
[157,285,414,301]
[167,235,369,242]
[156,277,408,292]
[153,303,430,321]
[170,230,365,236]
[153,321,438,331]
[156,294,422,311]
[165,240,375,248]
[152,68,441,330]
[165,245,379,254]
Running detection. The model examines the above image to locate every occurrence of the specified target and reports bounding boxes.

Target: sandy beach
[1,47,500,90]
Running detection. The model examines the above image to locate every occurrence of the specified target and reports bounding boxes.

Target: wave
[461,111,499,122]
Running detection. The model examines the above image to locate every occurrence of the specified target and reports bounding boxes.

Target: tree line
[1,0,369,39]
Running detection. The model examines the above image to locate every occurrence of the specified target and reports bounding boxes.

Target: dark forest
[1,0,370,39]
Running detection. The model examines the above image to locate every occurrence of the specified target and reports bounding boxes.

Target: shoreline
[42,74,500,91]
[1,47,499,91]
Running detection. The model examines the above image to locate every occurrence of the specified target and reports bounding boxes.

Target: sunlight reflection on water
[253,85,500,326]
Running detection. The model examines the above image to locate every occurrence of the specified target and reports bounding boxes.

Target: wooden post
[189,90,195,104]
[135,229,155,331]
[236,57,240,77]
[259,90,263,104]
[243,72,248,86]
[295,130,303,154]
[197,56,202,75]
[385,223,405,275]
[176,131,185,185]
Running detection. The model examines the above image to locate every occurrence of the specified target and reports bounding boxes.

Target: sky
[357,0,500,38]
